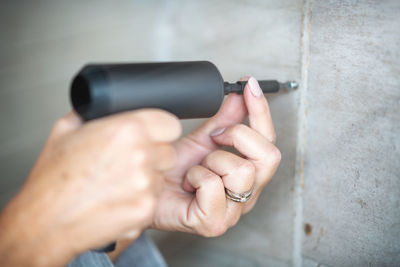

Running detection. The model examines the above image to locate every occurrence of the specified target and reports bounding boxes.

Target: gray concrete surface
[0,0,399,266]
[0,1,302,266]
[301,0,400,266]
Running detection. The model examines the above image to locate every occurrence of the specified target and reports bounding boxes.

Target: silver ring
[225,187,253,203]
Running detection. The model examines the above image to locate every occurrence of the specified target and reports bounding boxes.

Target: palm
[152,94,247,233]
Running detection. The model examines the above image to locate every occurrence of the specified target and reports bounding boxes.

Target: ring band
[225,187,253,203]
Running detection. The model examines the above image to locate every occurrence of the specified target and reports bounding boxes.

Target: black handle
[70,61,225,121]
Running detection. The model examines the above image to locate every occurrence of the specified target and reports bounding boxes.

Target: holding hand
[152,77,281,236]
[0,76,281,267]
[0,109,181,267]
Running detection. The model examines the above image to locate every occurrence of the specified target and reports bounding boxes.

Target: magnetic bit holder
[224,80,298,94]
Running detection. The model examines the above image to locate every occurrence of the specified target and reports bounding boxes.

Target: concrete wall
[0,0,399,266]
[301,1,400,266]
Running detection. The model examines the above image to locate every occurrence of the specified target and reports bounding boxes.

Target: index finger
[132,109,182,142]
[95,108,182,143]
[243,77,276,144]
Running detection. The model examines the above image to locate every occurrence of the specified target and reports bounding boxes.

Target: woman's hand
[0,109,181,267]
[152,77,281,236]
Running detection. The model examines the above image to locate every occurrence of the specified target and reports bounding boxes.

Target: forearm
[0,109,180,266]
[0,191,74,267]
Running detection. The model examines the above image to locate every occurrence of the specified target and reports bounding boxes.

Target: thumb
[168,78,248,179]
[189,92,247,149]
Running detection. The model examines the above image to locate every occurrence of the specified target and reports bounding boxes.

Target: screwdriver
[70,61,298,121]
[70,61,298,253]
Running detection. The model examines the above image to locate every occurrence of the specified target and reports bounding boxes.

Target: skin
[0,109,181,267]
[152,76,281,236]
[0,77,281,266]
[110,77,282,260]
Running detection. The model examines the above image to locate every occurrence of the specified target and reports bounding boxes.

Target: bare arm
[0,110,181,267]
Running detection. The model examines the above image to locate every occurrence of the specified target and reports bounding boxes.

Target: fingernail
[210,127,226,137]
[248,77,262,97]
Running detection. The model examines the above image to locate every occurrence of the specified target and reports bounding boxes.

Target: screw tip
[283,81,299,90]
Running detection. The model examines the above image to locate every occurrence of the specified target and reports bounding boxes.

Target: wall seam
[293,0,312,266]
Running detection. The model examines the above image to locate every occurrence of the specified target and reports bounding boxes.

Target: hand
[0,109,181,267]
[152,77,281,236]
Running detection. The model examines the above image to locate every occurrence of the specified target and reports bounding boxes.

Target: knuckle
[237,160,256,177]
[203,150,222,165]
[134,172,153,192]
[160,111,180,128]
[269,146,282,166]
[232,124,247,138]
[132,147,151,166]
[138,109,182,139]
[150,109,180,127]
[106,119,140,143]
[186,165,200,178]
[188,166,219,182]
[202,171,221,185]
[52,117,70,134]
[208,149,225,159]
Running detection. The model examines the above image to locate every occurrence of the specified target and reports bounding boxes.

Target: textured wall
[301,0,400,266]
[0,1,302,266]
[0,0,399,266]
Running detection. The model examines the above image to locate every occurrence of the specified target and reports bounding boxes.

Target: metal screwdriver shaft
[224,80,299,95]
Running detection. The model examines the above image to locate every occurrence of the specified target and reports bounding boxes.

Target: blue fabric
[67,232,167,267]
[66,250,113,267]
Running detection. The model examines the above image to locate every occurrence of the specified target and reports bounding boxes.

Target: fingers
[202,150,255,225]
[211,124,281,166]
[243,77,276,144]
[184,165,226,236]
[202,150,255,194]
[188,93,247,150]
[168,77,249,180]
[167,92,248,181]
[132,109,182,142]
[110,141,176,175]
[211,124,281,214]
[97,108,182,143]
[51,111,83,137]
[76,109,180,178]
